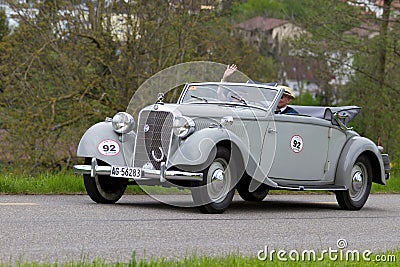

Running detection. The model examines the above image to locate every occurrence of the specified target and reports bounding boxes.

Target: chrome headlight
[173,116,195,138]
[112,112,135,134]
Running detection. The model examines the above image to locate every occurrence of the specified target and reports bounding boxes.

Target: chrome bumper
[73,158,203,183]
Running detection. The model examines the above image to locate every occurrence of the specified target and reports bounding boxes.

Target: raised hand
[221,64,237,82]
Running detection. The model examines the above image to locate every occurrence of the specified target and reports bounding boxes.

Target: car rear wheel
[237,174,269,202]
[335,155,372,210]
[191,147,235,214]
[83,158,127,204]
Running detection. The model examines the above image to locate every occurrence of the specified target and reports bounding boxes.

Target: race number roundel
[98,140,120,156]
[290,135,304,153]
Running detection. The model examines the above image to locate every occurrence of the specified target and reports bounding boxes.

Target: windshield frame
[177,82,283,112]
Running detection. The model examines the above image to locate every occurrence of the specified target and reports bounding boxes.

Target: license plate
[110,166,141,179]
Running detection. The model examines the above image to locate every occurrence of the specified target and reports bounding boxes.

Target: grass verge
[0,170,398,194]
[371,174,400,193]
[1,250,399,266]
[0,171,187,195]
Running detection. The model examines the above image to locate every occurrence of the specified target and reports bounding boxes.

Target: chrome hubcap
[207,159,230,203]
[350,163,367,201]
[212,169,225,182]
[352,171,363,191]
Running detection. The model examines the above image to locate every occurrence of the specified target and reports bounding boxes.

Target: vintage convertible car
[73,82,390,213]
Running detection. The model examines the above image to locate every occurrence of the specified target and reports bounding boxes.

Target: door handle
[268,128,277,133]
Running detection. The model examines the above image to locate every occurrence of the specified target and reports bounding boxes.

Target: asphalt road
[0,194,399,264]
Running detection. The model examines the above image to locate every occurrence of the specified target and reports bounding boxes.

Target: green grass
[372,174,400,193]
[0,170,398,195]
[1,250,399,266]
[0,172,86,194]
[0,171,187,195]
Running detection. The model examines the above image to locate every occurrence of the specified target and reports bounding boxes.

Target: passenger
[220,64,237,83]
[220,64,298,114]
[218,64,238,101]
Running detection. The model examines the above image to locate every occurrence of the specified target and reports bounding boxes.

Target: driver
[275,85,298,115]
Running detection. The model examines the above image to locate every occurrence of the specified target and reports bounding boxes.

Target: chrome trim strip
[274,185,348,191]
[73,160,203,182]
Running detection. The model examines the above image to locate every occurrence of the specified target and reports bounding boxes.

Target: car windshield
[180,83,279,110]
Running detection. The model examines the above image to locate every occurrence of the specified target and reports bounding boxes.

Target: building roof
[375,0,400,8]
[344,22,379,38]
[283,56,327,82]
[236,16,290,32]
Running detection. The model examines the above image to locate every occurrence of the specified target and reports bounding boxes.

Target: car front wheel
[83,158,127,204]
[335,155,372,210]
[191,147,236,214]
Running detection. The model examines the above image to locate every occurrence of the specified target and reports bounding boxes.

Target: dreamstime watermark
[257,239,397,263]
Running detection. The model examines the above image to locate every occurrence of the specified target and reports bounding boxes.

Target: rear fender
[76,121,135,166]
[335,136,385,188]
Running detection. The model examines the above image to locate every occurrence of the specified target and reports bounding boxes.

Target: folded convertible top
[291,105,361,125]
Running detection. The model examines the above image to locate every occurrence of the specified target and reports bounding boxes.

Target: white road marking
[0,203,38,206]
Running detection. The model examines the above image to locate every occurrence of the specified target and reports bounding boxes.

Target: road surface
[0,194,399,263]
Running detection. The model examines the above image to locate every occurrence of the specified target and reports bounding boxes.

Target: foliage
[290,92,321,106]
[231,0,333,22]
[290,0,400,173]
[0,0,399,175]
[231,0,286,20]
[0,0,267,171]
[0,9,9,42]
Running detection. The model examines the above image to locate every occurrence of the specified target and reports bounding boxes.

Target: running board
[274,184,348,191]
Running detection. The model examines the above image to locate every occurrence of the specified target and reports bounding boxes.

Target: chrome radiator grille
[134,110,174,170]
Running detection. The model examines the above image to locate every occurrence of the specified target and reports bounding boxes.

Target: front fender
[76,121,135,166]
[168,127,230,171]
[169,127,254,170]
[335,136,385,188]
[168,127,278,187]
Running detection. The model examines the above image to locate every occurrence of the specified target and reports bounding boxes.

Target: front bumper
[73,158,203,183]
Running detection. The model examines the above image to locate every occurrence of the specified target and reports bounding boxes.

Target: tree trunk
[377,0,393,87]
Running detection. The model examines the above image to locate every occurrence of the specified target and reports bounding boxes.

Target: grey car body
[74,82,390,213]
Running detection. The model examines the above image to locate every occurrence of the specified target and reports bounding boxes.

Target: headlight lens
[112,112,135,134]
[173,116,195,138]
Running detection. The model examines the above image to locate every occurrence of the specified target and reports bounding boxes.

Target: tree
[291,0,400,172]
[231,0,285,21]
[0,0,267,171]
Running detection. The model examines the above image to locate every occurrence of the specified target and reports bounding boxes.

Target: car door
[260,115,331,182]
[322,126,348,183]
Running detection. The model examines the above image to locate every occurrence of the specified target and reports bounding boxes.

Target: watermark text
[257,239,396,263]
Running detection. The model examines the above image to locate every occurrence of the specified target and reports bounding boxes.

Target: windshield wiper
[191,95,208,103]
[230,95,248,105]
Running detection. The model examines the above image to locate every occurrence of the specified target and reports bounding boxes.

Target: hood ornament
[156,93,165,104]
